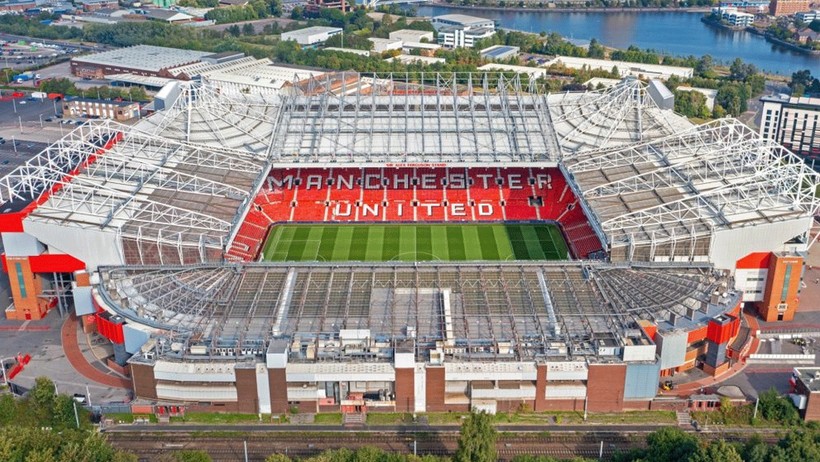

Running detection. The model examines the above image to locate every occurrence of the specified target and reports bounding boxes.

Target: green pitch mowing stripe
[366,226,385,261]
[416,225,433,260]
[461,226,485,260]
[398,226,416,261]
[317,226,337,260]
[262,223,568,262]
[348,226,370,260]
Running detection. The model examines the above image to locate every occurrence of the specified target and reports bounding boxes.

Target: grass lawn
[262,223,568,262]
[312,413,343,425]
[169,412,263,424]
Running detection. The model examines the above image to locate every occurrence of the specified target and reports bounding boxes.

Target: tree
[690,439,743,462]
[454,411,496,462]
[728,57,756,81]
[29,377,57,425]
[587,38,605,58]
[242,23,256,35]
[173,450,213,462]
[695,54,714,77]
[226,24,242,37]
[758,388,800,424]
[642,427,699,462]
[790,69,820,96]
[265,454,293,462]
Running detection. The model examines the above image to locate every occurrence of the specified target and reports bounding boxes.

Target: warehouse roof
[71,45,210,73]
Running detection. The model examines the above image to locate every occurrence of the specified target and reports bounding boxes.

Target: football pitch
[262,224,569,262]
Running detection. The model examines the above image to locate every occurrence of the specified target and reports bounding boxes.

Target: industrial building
[477,63,548,79]
[281,26,343,46]
[70,45,211,78]
[480,45,520,61]
[0,74,816,415]
[388,29,435,44]
[388,55,445,65]
[368,37,403,54]
[61,98,140,121]
[759,94,820,164]
[545,56,693,80]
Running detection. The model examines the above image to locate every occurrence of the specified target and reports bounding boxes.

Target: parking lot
[0,97,84,144]
[0,38,76,72]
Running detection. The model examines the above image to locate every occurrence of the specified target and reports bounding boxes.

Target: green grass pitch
[261,224,569,262]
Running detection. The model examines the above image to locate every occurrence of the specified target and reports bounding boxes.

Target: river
[415,5,819,75]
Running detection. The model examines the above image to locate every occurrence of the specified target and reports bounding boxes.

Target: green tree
[695,54,714,77]
[758,388,800,424]
[454,411,496,462]
[587,38,605,58]
[641,427,699,462]
[690,439,743,462]
[790,69,820,95]
[728,57,757,81]
[29,377,57,425]
[265,454,293,462]
[174,450,213,462]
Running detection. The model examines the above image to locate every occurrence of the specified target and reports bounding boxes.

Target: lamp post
[73,400,80,429]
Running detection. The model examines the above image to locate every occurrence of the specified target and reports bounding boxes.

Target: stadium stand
[237,166,603,259]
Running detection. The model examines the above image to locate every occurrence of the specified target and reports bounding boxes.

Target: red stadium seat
[227,166,601,261]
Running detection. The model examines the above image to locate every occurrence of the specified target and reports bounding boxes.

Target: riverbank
[760,33,820,56]
[417,5,819,73]
[420,1,710,14]
[701,16,820,56]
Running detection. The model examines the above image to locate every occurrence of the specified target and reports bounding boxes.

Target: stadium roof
[268,73,559,165]
[141,73,562,165]
[547,78,692,153]
[0,74,815,269]
[564,119,820,257]
[98,261,738,362]
[0,120,269,264]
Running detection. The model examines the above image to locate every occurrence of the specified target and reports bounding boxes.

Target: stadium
[1,73,817,415]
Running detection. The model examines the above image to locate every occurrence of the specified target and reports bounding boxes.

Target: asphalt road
[0,33,105,54]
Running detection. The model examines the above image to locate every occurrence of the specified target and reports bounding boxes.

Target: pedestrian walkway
[61,314,129,389]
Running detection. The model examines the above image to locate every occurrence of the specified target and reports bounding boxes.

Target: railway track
[107,431,645,461]
[106,429,782,462]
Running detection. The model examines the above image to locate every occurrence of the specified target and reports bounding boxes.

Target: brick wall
[130,363,157,400]
[425,366,445,411]
[235,368,259,414]
[395,368,415,412]
[534,364,547,411]
[587,363,626,412]
[268,368,288,414]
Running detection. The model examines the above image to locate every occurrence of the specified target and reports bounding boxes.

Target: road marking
[17,320,29,332]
